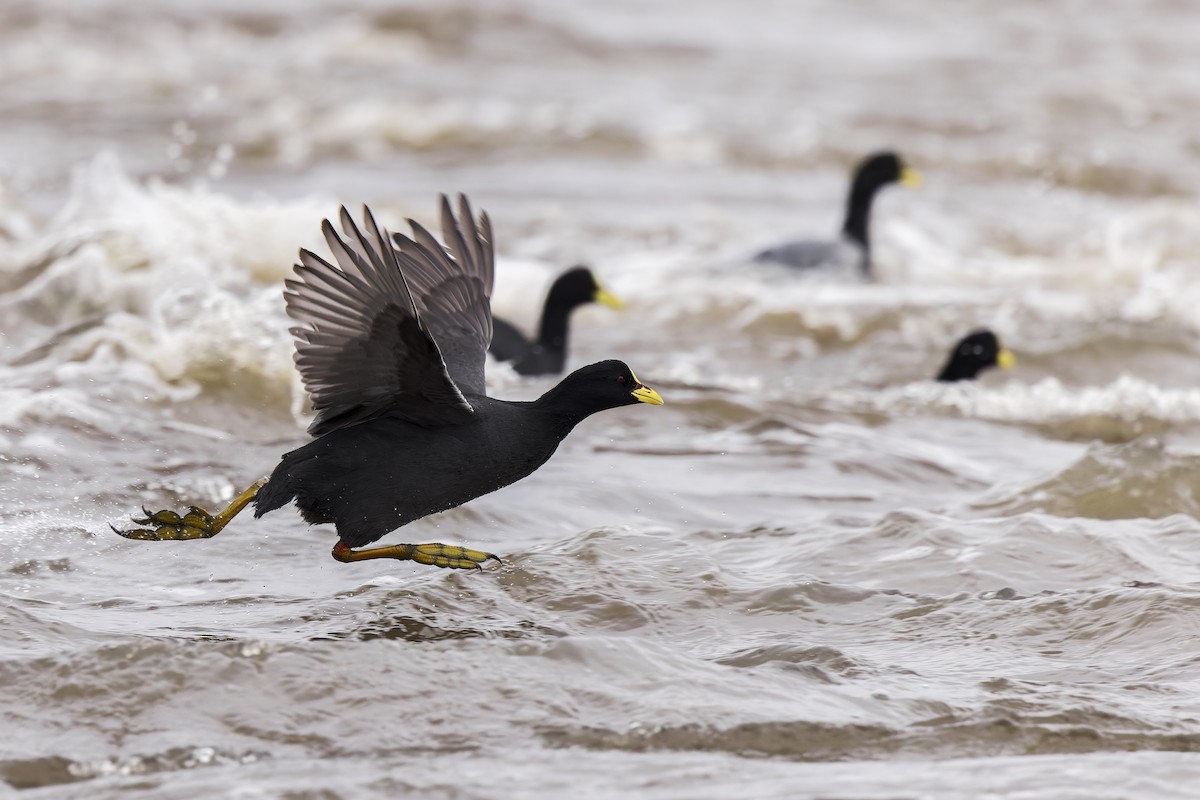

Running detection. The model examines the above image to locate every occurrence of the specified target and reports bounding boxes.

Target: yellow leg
[331,540,500,571]
[112,480,265,541]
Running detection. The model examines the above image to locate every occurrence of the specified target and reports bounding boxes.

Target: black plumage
[255,361,652,548]
[754,151,920,277]
[489,266,623,376]
[116,195,663,570]
[936,330,1015,382]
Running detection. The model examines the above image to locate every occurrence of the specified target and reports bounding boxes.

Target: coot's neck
[936,359,977,382]
[530,383,610,431]
[535,292,584,372]
[841,177,881,273]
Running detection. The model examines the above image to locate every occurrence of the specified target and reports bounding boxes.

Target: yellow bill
[997,348,1016,370]
[900,166,923,189]
[594,285,625,311]
[629,370,664,405]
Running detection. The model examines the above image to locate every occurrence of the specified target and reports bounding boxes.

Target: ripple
[975,439,1200,520]
[543,713,1200,761]
[0,747,267,790]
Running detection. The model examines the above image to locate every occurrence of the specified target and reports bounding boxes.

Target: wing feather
[285,203,479,436]
[390,194,495,395]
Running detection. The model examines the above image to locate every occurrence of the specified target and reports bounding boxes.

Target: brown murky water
[4,1,1200,797]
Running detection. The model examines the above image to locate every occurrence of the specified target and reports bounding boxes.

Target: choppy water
[5,1,1200,797]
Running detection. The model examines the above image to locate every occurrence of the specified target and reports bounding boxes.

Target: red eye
[616,375,627,385]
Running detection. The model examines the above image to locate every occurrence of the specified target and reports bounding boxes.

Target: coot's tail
[252,472,294,518]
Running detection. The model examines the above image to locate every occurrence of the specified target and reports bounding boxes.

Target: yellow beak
[900,166,923,189]
[594,285,625,310]
[997,348,1016,370]
[629,370,664,405]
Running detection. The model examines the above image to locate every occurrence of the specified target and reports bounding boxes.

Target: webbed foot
[113,505,219,540]
[111,480,265,543]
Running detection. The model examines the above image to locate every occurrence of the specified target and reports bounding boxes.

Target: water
[4,1,1200,797]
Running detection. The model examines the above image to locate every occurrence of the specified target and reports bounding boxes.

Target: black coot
[489,266,623,376]
[115,196,663,570]
[754,151,920,278]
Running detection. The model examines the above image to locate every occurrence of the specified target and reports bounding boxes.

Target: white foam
[1,155,334,422]
[825,376,1200,430]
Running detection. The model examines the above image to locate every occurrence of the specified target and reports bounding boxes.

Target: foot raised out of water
[112,506,222,540]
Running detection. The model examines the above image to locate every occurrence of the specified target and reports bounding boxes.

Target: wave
[5,156,1200,443]
[543,711,1200,761]
[975,439,1200,519]
[0,157,332,424]
[820,377,1200,441]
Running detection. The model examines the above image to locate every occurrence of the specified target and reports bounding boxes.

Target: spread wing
[284,204,475,436]
[391,194,495,396]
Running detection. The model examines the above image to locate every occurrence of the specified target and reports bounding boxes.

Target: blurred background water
[4,1,1200,797]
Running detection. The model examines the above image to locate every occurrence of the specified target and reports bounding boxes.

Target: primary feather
[284,196,493,435]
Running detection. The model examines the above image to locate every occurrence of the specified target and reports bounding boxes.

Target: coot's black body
[256,365,638,548]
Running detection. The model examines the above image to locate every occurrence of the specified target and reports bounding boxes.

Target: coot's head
[853,151,921,192]
[548,266,625,311]
[540,359,664,418]
[936,330,1016,382]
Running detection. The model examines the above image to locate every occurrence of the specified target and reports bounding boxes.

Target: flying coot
[114,195,664,570]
